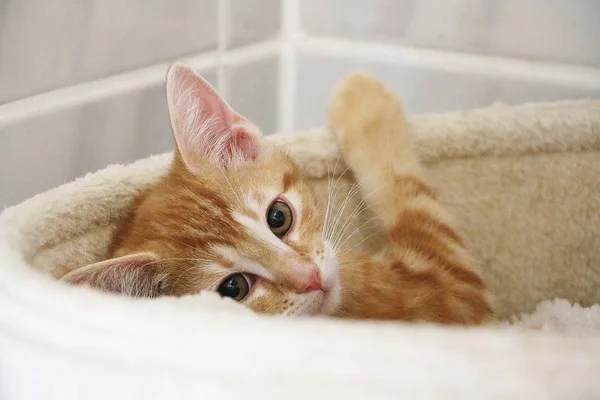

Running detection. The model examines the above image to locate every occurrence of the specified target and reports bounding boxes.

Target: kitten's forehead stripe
[233,212,290,253]
[178,175,230,208]
[142,170,248,255]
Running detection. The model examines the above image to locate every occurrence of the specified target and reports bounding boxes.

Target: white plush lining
[1,100,599,399]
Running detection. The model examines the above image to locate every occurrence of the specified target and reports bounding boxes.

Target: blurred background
[1,0,599,208]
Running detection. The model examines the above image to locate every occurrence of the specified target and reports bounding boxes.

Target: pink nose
[300,268,323,293]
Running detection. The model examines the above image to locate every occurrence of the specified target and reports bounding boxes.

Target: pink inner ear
[232,128,260,160]
[166,64,261,170]
[174,66,234,127]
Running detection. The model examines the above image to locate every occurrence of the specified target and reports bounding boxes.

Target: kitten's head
[62,64,341,317]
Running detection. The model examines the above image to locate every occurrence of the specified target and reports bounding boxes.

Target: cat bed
[1,99,600,399]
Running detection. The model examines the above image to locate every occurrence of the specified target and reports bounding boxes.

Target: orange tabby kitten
[62,64,493,324]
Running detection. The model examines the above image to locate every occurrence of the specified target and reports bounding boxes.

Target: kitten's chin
[319,282,342,316]
[308,281,342,317]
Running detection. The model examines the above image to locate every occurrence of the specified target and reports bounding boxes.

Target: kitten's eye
[217,273,253,301]
[267,200,293,237]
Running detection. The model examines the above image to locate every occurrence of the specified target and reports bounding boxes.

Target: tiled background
[1,0,599,207]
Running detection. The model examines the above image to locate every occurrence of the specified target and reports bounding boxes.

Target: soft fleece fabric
[0,99,599,399]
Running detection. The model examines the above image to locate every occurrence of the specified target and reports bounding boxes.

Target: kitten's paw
[328,73,406,152]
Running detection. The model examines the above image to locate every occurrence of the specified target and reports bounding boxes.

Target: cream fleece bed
[1,99,600,399]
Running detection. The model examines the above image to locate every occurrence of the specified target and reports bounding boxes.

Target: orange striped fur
[61,65,493,325]
[329,74,493,324]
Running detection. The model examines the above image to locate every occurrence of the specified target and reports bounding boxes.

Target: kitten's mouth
[302,292,327,316]
[289,280,340,317]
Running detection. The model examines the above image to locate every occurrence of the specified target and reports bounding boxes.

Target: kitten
[61,65,493,324]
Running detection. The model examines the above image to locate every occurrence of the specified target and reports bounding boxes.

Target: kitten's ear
[166,63,261,171]
[60,252,166,298]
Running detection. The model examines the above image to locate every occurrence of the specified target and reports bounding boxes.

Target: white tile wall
[300,0,600,66]
[227,55,280,135]
[1,0,599,208]
[0,69,217,208]
[229,0,281,48]
[294,50,600,130]
[0,0,219,103]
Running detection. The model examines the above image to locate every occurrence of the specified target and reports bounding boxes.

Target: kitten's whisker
[330,202,366,250]
[323,161,333,243]
[325,183,351,243]
[329,178,389,249]
[331,205,379,252]
[331,210,367,251]
[328,169,391,243]
[330,188,389,250]
[136,260,163,268]
[334,215,382,252]
[328,187,369,251]
[337,229,380,258]
[324,181,347,242]
[332,168,408,251]
[330,188,374,249]
[168,238,201,252]
[327,180,361,243]
[324,160,352,241]
[133,257,213,269]
[325,152,344,236]
[158,257,214,263]
[331,173,398,246]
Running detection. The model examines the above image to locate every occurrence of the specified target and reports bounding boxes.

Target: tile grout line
[0,40,280,127]
[298,36,600,89]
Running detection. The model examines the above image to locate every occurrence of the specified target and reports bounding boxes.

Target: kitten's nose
[299,268,323,293]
